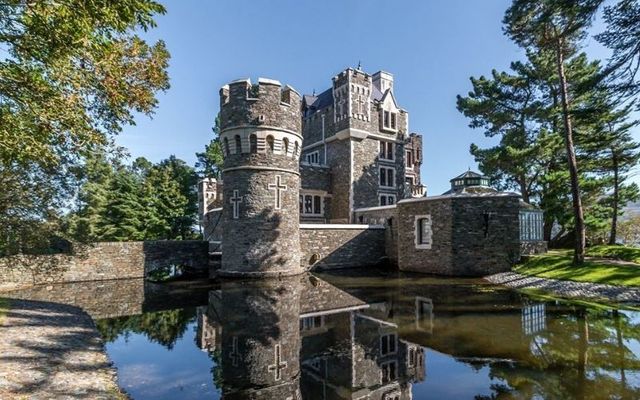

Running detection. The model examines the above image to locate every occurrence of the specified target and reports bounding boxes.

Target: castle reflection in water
[196,276,427,400]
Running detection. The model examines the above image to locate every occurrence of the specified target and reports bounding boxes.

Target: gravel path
[0,298,126,399]
[486,271,640,304]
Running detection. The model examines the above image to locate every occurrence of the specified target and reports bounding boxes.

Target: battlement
[219,78,302,134]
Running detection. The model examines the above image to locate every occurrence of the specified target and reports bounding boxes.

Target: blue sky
[119,0,631,195]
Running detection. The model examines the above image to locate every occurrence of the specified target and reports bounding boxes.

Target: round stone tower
[218,77,303,277]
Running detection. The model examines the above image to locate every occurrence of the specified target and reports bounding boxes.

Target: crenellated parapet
[219,78,302,164]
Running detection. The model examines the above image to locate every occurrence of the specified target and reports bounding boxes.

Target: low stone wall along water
[0,241,209,291]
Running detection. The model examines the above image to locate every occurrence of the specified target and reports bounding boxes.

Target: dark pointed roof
[302,81,386,114]
[450,170,487,182]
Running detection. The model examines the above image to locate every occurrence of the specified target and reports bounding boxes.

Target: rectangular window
[301,194,323,216]
[383,111,397,130]
[380,333,397,356]
[379,141,394,160]
[406,150,413,167]
[300,316,324,331]
[379,195,396,206]
[305,151,319,164]
[381,361,398,384]
[418,218,430,244]
[415,215,432,249]
[380,167,395,187]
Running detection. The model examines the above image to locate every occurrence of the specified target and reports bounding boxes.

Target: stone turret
[218,78,304,277]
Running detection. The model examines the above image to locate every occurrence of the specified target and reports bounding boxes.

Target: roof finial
[312,88,315,96]
[357,60,362,70]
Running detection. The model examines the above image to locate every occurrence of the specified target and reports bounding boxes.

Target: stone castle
[201,67,547,278]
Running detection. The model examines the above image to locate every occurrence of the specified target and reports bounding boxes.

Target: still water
[94,270,640,399]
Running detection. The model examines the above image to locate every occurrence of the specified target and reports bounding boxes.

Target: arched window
[249,134,258,153]
[294,141,299,157]
[266,135,275,153]
[223,137,230,156]
[234,135,242,154]
[283,138,289,155]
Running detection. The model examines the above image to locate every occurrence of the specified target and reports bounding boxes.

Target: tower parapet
[218,77,304,277]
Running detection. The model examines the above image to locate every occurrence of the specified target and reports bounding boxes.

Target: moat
[9,269,636,399]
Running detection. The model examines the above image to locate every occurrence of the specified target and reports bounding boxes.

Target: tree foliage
[0,0,170,254]
[195,116,223,178]
[66,155,199,242]
[459,0,640,251]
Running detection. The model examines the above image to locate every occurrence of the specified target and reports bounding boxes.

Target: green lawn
[586,245,640,264]
[514,248,640,287]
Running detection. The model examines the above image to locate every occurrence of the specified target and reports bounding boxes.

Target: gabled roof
[302,88,333,111]
[379,88,399,109]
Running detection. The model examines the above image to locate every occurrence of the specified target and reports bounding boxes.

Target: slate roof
[302,85,386,113]
[450,170,487,182]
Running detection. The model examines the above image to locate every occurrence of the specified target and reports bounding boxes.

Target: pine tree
[504,0,602,264]
[97,169,147,241]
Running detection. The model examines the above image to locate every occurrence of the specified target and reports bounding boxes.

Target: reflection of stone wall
[300,225,386,270]
[3,278,212,319]
[3,279,145,319]
[0,241,209,291]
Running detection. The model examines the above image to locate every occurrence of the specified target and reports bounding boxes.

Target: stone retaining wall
[0,241,209,291]
[300,224,386,270]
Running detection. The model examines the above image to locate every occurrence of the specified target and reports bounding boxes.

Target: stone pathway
[0,299,126,399]
[486,272,640,304]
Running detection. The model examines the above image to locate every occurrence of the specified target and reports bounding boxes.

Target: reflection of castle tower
[208,278,303,400]
[218,78,304,277]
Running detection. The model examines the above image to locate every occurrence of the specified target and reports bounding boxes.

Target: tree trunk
[609,151,619,245]
[555,39,586,264]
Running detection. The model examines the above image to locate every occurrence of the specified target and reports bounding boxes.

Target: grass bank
[514,247,640,287]
[586,245,640,263]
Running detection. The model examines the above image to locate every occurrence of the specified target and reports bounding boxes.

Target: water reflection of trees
[480,307,640,399]
[96,308,196,350]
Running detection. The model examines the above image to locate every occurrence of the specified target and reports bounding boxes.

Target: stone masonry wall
[300,164,331,192]
[397,195,521,276]
[300,225,386,270]
[0,241,209,291]
[326,139,351,223]
[353,206,399,266]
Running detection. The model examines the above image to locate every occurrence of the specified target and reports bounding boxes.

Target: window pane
[313,196,321,214]
[380,168,386,185]
[304,195,312,213]
[388,196,394,205]
[391,113,396,129]
[380,141,385,158]
[380,196,387,206]
[386,142,393,159]
[384,111,390,127]
[388,169,394,187]
[389,336,396,353]
[299,195,303,213]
